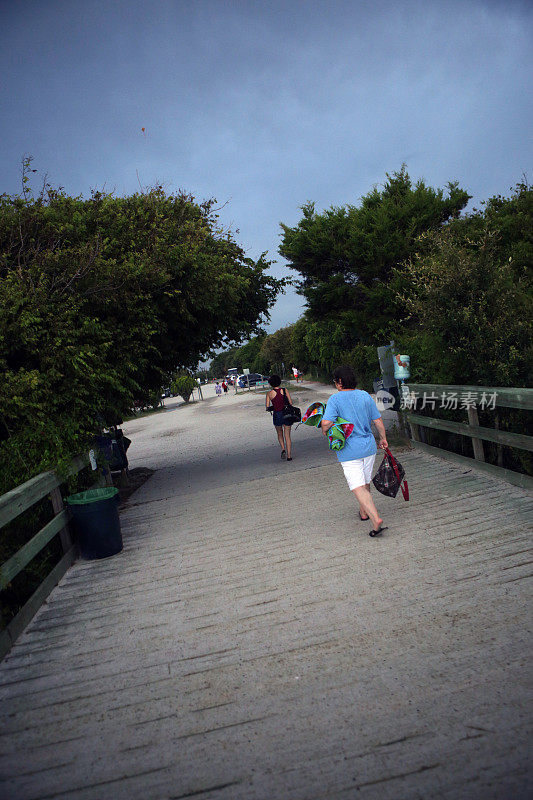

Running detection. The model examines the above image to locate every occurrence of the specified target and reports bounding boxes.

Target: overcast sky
[1,0,531,333]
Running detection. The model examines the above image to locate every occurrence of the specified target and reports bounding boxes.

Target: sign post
[376,342,398,410]
[376,341,410,438]
[390,342,411,438]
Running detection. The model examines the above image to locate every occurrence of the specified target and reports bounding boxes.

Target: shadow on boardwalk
[1,388,531,800]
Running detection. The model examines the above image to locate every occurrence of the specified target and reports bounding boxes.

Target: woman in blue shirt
[321,365,388,536]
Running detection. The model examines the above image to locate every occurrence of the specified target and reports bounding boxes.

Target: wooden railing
[0,456,105,659]
[405,384,533,491]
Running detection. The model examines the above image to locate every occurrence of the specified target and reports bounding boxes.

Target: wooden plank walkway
[0,398,532,799]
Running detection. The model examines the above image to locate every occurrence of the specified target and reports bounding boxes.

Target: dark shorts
[273,410,290,427]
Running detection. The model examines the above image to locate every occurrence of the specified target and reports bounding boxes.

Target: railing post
[467,404,485,462]
[408,418,421,442]
[406,393,421,442]
[494,412,504,467]
[49,487,73,554]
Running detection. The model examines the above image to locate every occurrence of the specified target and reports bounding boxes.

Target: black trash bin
[66,487,123,559]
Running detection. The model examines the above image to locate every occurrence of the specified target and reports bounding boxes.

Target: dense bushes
[0,169,282,494]
[279,167,470,373]
[271,172,531,390]
[212,177,532,475]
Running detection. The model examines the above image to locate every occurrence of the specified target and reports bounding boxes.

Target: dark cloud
[1,0,531,331]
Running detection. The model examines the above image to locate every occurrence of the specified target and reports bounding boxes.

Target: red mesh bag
[372,448,409,500]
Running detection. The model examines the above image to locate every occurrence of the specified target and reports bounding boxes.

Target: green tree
[234,335,267,374]
[209,347,240,377]
[279,167,470,373]
[290,318,311,374]
[396,189,533,386]
[172,374,198,403]
[460,179,532,280]
[258,325,296,375]
[0,170,283,492]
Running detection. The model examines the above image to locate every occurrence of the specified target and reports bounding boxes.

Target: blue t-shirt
[323,390,381,462]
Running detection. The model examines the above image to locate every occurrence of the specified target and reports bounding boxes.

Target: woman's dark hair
[333,365,357,389]
[269,374,281,387]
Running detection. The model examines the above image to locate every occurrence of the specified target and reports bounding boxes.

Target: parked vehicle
[237,373,269,387]
[226,367,239,385]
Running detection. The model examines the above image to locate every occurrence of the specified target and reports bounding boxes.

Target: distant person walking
[321,365,388,536]
[292,365,301,383]
[266,374,295,461]
[215,382,222,397]
[222,381,228,393]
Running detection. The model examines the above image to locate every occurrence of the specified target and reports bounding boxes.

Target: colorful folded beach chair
[301,402,325,427]
[302,402,354,450]
[326,418,354,451]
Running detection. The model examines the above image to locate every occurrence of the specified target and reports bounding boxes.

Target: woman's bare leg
[283,425,292,459]
[275,426,286,454]
[358,483,371,519]
[352,485,382,531]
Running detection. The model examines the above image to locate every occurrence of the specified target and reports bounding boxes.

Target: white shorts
[341,454,376,490]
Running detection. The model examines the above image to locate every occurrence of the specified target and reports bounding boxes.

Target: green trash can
[66,487,123,559]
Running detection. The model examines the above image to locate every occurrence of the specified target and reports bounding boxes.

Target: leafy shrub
[0,163,282,494]
[172,375,197,403]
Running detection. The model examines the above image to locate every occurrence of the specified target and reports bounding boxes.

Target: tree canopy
[279,167,471,373]
[0,170,282,491]
[396,180,533,386]
[210,327,300,379]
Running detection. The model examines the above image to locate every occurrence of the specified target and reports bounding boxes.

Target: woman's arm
[373,418,388,449]
[284,388,292,404]
[266,390,273,409]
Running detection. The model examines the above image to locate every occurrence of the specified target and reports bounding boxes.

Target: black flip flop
[359,511,369,521]
[281,450,286,459]
[287,457,293,461]
[369,527,388,537]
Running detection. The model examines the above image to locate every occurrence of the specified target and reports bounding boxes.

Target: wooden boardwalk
[0,392,532,800]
